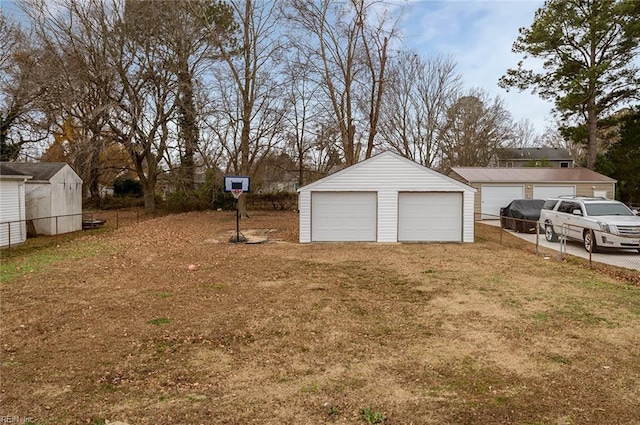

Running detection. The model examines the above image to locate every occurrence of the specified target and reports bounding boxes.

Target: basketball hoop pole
[225,176,249,243]
[231,188,243,242]
[235,199,240,242]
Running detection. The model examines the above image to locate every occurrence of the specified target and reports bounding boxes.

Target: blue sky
[399,0,553,136]
[2,0,553,136]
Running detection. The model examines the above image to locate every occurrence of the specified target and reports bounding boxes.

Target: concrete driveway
[484,220,640,271]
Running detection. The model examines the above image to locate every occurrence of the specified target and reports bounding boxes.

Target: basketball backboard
[223,175,250,193]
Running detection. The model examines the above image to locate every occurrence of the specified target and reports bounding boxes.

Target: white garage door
[533,185,575,199]
[398,192,462,242]
[481,185,524,219]
[311,192,377,242]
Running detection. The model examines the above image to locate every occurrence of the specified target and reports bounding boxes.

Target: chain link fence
[476,213,640,274]
[0,208,163,255]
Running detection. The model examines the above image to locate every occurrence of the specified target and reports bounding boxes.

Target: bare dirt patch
[1,210,639,424]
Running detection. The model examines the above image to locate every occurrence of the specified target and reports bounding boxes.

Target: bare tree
[197,0,287,216]
[284,0,400,165]
[127,0,237,191]
[379,51,461,167]
[0,10,47,161]
[511,118,540,148]
[281,49,323,187]
[541,124,585,163]
[353,0,397,159]
[25,0,120,199]
[439,88,515,169]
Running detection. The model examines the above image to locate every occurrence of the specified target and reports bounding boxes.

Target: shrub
[113,178,143,197]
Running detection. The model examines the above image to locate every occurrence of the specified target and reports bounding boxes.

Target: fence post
[588,229,593,269]
[56,216,59,236]
[7,222,11,256]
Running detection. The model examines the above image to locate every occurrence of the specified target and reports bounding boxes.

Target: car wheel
[583,230,599,253]
[545,224,558,242]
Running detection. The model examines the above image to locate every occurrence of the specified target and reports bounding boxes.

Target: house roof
[299,151,476,192]
[0,162,70,181]
[449,167,616,183]
[496,147,572,161]
[0,162,32,178]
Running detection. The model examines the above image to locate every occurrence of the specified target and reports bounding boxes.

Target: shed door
[0,182,25,247]
[311,192,377,242]
[533,185,576,200]
[398,192,462,242]
[481,185,524,219]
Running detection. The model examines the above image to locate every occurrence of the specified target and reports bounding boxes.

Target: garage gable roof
[449,167,616,183]
[299,151,476,192]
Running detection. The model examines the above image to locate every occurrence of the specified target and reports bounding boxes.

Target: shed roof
[0,162,70,181]
[496,147,572,161]
[449,167,616,183]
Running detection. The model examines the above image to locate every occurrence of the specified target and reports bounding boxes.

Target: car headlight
[598,222,619,235]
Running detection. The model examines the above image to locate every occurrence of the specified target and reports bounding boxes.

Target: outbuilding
[0,163,32,247]
[298,151,476,243]
[447,167,616,219]
[3,162,83,235]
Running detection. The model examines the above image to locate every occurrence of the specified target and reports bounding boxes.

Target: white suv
[539,196,640,253]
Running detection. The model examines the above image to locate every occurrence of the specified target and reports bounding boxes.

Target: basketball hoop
[231,189,243,199]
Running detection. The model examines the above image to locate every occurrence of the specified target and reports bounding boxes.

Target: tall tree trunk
[586,97,598,170]
[177,60,198,191]
[143,181,156,212]
[364,37,388,159]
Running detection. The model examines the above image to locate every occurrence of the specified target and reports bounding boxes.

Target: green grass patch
[361,407,386,424]
[1,251,67,284]
[300,382,320,393]
[532,312,549,322]
[148,317,172,326]
[1,241,109,284]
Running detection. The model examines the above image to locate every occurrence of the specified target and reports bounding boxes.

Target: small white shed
[5,162,83,235]
[0,163,32,247]
[298,151,476,243]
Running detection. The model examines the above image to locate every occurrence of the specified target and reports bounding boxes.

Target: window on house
[506,161,514,168]
[560,162,569,168]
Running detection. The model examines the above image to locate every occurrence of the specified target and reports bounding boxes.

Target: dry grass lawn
[1,210,639,424]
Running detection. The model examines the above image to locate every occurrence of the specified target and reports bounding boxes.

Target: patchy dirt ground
[1,210,639,424]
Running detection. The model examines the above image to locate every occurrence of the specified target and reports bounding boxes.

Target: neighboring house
[447,167,616,219]
[0,163,32,247]
[298,151,476,243]
[2,162,83,235]
[490,147,574,168]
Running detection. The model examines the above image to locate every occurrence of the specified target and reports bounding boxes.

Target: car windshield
[584,202,634,216]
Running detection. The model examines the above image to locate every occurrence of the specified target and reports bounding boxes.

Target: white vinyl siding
[0,180,27,247]
[298,152,476,243]
[398,192,462,242]
[533,185,576,200]
[481,185,524,219]
[311,192,377,242]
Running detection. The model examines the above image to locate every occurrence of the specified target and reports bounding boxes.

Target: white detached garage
[298,152,476,243]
